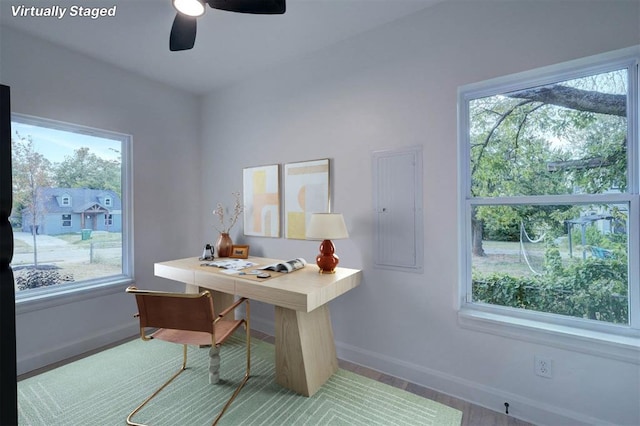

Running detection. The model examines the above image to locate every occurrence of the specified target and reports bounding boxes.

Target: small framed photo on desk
[229,245,250,259]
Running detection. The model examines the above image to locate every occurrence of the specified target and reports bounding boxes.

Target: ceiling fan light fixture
[173,0,206,17]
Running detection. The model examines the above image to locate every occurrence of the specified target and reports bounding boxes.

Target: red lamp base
[316,239,339,274]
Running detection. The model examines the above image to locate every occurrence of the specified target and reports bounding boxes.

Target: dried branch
[212,191,244,234]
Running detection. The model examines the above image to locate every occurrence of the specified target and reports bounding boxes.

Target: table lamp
[306,213,349,274]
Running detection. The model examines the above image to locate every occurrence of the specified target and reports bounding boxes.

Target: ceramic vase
[215,233,233,258]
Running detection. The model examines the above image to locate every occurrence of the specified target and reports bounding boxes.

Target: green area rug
[18,336,462,425]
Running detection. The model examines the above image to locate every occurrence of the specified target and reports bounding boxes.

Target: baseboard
[335,340,614,426]
[17,323,139,376]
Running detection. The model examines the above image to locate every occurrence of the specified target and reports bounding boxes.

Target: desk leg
[184,283,199,294]
[209,345,220,384]
[275,304,338,397]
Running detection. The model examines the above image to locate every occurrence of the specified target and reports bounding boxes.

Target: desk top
[154,256,362,313]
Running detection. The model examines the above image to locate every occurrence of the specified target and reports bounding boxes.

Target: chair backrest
[127,286,215,334]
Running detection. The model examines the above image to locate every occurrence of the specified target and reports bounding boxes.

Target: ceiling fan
[170,0,286,51]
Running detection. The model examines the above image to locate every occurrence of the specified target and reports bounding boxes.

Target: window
[11,114,133,301]
[458,47,639,344]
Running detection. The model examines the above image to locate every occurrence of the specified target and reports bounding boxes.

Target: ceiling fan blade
[169,13,197,51]
[207,0,285,14]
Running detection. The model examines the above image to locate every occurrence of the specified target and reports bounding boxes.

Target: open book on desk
[259,258,307,273]
[202,259,257,271]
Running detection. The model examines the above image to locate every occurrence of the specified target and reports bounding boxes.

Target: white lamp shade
[173,0,206,17]
[306,213,349,240]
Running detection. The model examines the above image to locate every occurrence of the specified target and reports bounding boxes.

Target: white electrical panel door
[372,146,423,272]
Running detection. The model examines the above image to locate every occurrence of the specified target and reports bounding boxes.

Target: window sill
[458,308,640,364]
[15,276,133,315]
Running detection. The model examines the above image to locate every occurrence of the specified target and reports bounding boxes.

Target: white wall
[200,1,640,425]
[1,28,203,374]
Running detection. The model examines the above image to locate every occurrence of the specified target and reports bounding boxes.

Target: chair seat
[152,319,244,346]
[213,319,245,345]
[152,328,212,346]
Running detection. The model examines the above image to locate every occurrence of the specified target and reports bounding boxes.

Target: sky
[11,120,122,164]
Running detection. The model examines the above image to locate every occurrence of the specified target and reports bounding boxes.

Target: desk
[154,256,362,396]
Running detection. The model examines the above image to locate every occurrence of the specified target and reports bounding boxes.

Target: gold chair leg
[212,304,251,426]
[127,344,189,426]
[211,372,250,426]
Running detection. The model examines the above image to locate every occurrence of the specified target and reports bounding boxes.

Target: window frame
[12,113,134,311]
[457,46,640,360]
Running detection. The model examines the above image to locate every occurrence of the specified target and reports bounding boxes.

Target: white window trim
[457,46,640,361]
[458,308,640,364]
[12,113,134,310]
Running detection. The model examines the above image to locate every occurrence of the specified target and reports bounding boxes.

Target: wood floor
[251,330,535,426]
[337,359,534,426]
[19,330,535,426]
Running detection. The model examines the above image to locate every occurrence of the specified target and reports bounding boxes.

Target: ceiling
[0,0,445,94]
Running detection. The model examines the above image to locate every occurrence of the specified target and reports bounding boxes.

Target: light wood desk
[154,256,362,397]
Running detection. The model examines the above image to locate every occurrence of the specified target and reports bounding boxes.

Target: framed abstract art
[243,164,280,237]
[284,158,330,239]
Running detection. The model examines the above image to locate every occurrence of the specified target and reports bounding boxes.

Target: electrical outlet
[534,355,553,378]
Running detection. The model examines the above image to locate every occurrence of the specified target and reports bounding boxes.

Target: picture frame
[284,158,330,239]
[229,245,250,259]
[243,164,281,237]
